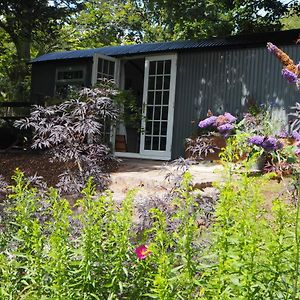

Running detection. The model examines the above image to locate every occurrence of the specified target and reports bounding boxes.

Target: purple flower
[248,136,282,151]
[261,137,283,151]
[292,130,300,141]
[281,69,298,84]
[267,42,278,54]
[224,112,237,123]
[248,135,264,146]
[295,148,300,156]
[217,123,234,134]
[278,130,289,138]
[198,116,217,128]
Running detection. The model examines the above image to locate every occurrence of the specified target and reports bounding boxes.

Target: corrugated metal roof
[31,29,300,63]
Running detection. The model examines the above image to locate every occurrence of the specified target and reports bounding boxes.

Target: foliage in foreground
[0,167,300,299]
[15,85,120,194]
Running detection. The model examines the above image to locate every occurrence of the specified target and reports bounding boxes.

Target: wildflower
[249,135,283,151]
[217,123,234,134]
[267,42,298,74]
[224,112,237,123]
[295,148,300,156]
[135,245,151,260]
[198,116,217,128]
[248,135,264,146]
[267,42,278,54]
[262,137,283,151]
[278,130,289,138]
[282,69,298,84]
[292,130,300,141]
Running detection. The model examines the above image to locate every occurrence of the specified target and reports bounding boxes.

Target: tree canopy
[0,0,83,101]
[0,0,299,101]
[69,0,298,45]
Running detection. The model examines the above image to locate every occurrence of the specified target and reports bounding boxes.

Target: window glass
[97,58,115,81]
[55,67,85,98]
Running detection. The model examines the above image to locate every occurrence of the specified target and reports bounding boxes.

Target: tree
[137,0,296,41]
[281,6,300,30]
[0,0,83,101]
[70,0,297,47]
[0,28,16,101]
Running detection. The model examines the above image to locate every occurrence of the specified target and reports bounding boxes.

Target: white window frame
[54,66,86,96]
[91,53,120,86]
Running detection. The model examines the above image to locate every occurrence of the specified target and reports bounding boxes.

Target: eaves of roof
[31,28,300,64]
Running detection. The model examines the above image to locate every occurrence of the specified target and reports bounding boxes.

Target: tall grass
[0,168,299,299]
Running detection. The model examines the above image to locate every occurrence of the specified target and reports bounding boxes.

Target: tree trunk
[12,35,31,102]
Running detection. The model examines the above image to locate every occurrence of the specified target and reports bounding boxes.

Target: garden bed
[0,151,73,187]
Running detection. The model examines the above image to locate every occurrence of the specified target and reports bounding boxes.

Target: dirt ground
[0,151,223,196]
[0,151,293,204]
[0,151,68,186]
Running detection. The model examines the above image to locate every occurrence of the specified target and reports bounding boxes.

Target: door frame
[91,53,120,86]
[91,53,121,148]
[139,54,177,160]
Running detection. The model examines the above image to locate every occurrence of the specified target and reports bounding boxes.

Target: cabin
[30,29,300,160]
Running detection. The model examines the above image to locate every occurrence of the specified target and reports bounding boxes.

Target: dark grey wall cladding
[31,58,93,103]
[172,45,300,158]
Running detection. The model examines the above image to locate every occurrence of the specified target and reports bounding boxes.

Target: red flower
[135,244,151,260]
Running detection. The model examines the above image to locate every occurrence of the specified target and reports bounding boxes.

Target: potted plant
[186,111,237,161]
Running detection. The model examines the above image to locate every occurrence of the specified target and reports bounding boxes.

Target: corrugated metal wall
[31,58,93,103]
[172,45,300,158]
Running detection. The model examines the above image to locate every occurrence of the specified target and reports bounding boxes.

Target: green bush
[0,169,299,299]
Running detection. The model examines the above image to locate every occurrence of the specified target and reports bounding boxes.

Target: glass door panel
[140,55,177,159]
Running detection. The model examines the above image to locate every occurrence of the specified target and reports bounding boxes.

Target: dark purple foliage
[15,85,120,194]
[186,136,218,160]
[0,175,7,197]
[135,158,219,233]
[0,175,7,188]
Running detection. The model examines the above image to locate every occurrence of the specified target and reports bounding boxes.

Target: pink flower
[135,244,151,260]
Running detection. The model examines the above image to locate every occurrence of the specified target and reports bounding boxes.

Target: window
[143,60,172,151]
[97,58,115,82]
[55,67,86,98]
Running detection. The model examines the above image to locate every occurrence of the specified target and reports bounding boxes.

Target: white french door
[140,54,177,160]
[91,53,120,86]
[91,53,120,144]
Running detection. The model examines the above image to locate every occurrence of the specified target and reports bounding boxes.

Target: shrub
[0,167,300,299]
[15,85,120,194]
